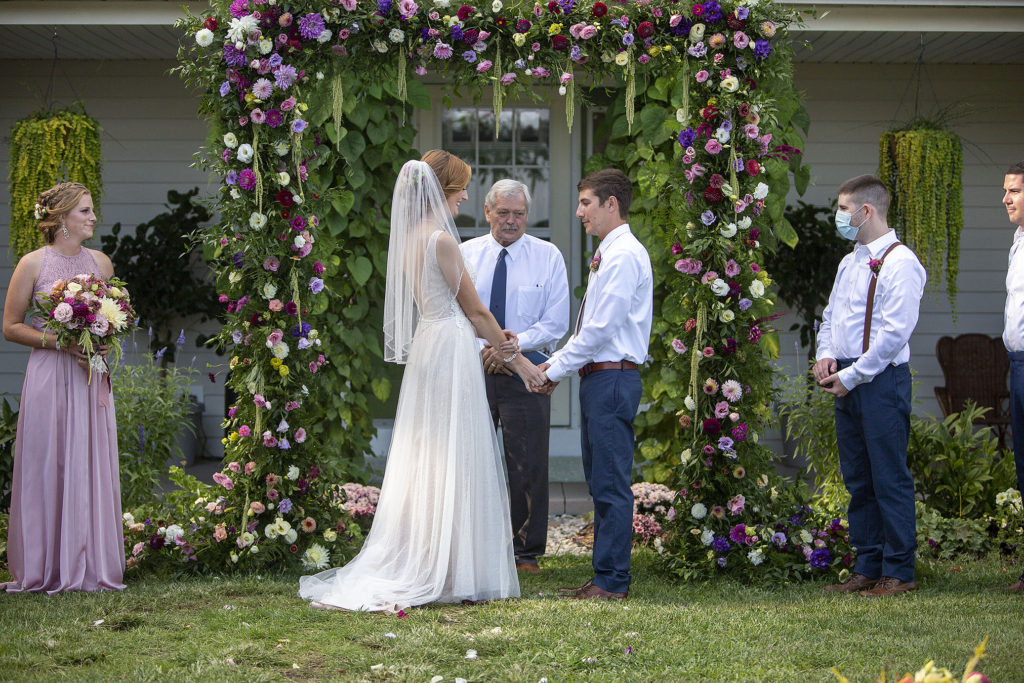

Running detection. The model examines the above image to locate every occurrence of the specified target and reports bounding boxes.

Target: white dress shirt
[545,224,653,383]
[816,229,926,390]
[1003,226,1024,352]
[460,232,570,355]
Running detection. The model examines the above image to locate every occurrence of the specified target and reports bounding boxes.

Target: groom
[537,168,653,600]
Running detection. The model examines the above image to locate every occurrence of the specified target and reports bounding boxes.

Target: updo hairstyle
[420,150,471,198]
[36,182,91,244]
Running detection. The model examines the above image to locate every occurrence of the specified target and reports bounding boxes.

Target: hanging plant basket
[8,105,102,260]
[878,126,963,312]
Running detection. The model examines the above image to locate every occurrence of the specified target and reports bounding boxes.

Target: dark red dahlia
[700,104,719,121]
[637,21,654,39]
[552,34,569,50]
[203,17,219,32]
[745,159,760,176]
[591,1,607,17]
[726,12,744,30]
[457,4,474,21]
[516,19,532,32]
[704,186,723,203]
[276,190,295,207]
[547,0,561,13]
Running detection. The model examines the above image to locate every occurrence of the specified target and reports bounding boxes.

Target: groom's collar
[599,223,630,249]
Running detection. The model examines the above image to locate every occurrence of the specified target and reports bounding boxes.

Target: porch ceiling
[0,0,1022,63]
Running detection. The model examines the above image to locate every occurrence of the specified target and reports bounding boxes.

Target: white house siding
[773,62,1024,421]
[0,59,226,459]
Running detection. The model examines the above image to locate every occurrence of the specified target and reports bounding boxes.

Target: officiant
[460,179,570,574]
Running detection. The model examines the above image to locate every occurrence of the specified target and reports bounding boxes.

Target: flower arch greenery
[128,0,851,580]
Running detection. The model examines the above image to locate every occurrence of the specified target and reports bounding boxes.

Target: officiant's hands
[481,344,514,375]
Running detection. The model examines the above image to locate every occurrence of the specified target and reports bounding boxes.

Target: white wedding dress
[299,230,520,611]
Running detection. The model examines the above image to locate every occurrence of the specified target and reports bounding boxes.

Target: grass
[0,551,1021,682]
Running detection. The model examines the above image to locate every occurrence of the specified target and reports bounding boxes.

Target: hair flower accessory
[33,203,48,220]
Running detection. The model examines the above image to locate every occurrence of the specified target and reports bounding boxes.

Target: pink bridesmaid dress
[3,246,125,593]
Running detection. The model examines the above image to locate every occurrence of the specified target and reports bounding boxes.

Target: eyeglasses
[494,209,527,220]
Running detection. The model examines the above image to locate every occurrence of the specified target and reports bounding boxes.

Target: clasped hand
[67,341,109,371]
[812,357,848,398]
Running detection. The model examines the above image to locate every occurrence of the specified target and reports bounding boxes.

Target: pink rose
[671,339,687,354]
[212,472,235,490]
[250,501,265,514]
[340,0,357,9]
[269,299,283,312]
[213,526,227,542]
[580,25,597,39]
[267,488,279,501]
[228,461,241,473]
[238,425,251,437]
[476,60,493,73]
[705,139,723,154]
[245,461,256,475]
[695,70,709,83]
[294,428,307,443]
[280,96,297,111]
[398,0,418,19]
[53,302,73,323]
[267,329,284,346]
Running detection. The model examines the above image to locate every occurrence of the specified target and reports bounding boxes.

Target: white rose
[318,29,333,43]
[323,529,337,542]
[389,28,405,43]
[264,523,279,539]
[750,280,765,298]
[123,512,135,525]
[720,223,738,238]
[250,545,259,554]
[66,282,82,294]
[676,108,686,123]
[223,132,238,148]
[273,141,290,156]
[271,341,289,359]
[164,524,184,543]
[720,309,735,323]
[737,216,752,230]
[258,38,274,54]
[800,530,813,544]
[240,531,255,546]
[236,144,254,163]
[287,465,300,480]
[195,28,214,47]
[228,271,242,284]
[752,182,770,200]
[691,503,707,520]
[492,0,503,10]
[249,212,267,229]
[262,283,277,299]
[230,188,241,200]
[284,528,298,543]
[684,395,696,411]
[710,278,729,296]
[715,127,731,143]
[689,23,705,41]
[721,75,739,92]
[276,171,290,185]
[681,448,692,464]
[700,529,715,546]
[615,52,628,66]
[293,235,306,249]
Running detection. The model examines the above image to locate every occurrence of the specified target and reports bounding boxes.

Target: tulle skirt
[298,314,519,610]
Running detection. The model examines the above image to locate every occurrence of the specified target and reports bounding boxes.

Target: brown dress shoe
[824,573,878,593]
[516,561,540,575]
[558,578,593,595]
[859,576,917,597]
[571,583,628,601]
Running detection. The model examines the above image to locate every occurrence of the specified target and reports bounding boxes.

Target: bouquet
[31,273,137,379]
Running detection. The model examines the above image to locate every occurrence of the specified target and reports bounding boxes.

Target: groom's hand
[532,363,558,395]
[481,344,514,376]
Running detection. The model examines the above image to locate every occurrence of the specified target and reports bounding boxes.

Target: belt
[579,360,638,377]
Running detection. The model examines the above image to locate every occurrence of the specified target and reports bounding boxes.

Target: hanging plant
[878,124,963,311]
[8,105,103,260]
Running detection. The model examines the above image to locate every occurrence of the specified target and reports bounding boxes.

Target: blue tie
[489,248,508,329]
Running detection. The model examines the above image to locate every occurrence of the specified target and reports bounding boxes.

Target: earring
[61,222,70,240]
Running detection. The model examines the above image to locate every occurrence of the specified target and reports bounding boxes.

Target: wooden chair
[934,334,1011,450]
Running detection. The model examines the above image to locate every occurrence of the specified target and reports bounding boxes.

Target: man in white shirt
[460,179,570,574]
[537,168,653,600]
[1000,161,1024,593]
[814,174,926,597]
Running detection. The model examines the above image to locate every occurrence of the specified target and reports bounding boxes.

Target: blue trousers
[834,361,916,583]
[579,368,642,593]
[1009,352,1024,498]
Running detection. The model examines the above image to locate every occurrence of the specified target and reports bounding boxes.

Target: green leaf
[331,191,355,217]
[371,377,392,402]
[774,216,799,248]
[344,163,367,189]
[338,130,366,162]
[759,329,780,360]
[348,255,373,286]
[792,104,811,135]
[405,78,432,110]
[793,164,811,197]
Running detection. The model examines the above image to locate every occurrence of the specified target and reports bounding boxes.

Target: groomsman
[815,174,926,597]
[460,179,570,574]
[538,168,653,600]
[1000,161,1024,593]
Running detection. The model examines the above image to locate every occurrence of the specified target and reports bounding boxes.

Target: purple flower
[232,251,245,268]
[298,12,326,40]
[771,532,787,547]
[702,0,723,23]
[309,277,324,294]
[279,438,291,450]
[700,210,716,226]
[265,109,283,128]
[433,42,453,59]
[809,547,832,570]
[268,53,283,68]
[717,557,727,568]
[450,24,464,42]
[736,7,749,20]
[279,498,293,514]
[377,0,394,15]
[274,64,298,89]
[219,81,231,97]
[731,423,748,442]
[291,119,308,134]
[688,42,707,58]
[570,45,583,61]
[729,524,747,544]
[462,50,477,63]
[290,322,312,338]
[223,44,247,67]
[237,169,256,190]
[718,436,734,452]
[228,0,250,18]
[252,78,273,99]
[285,301,299,315]
[712,536,730,553]
[738,298,752,311]
[622,33,634,46]
[225,170,239,186]
[678,126,696,148]
[753,40,772,61]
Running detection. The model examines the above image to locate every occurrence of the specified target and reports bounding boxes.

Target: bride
[299,151,546,611]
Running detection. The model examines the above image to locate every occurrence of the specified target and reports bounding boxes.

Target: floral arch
[127,0,850,580]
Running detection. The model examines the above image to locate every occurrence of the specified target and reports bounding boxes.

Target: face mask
[835,205,867,241]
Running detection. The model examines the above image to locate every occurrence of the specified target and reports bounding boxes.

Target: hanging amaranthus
[878,127,963,312]
[8,107,102,260]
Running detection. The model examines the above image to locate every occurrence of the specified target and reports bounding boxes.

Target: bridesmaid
[1,182,125,593]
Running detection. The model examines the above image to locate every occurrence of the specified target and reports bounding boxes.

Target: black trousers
[485,373,551,563]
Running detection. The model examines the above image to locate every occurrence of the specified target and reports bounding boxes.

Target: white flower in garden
[230,188,241,200]
[676,108,686,123]
[273,140,290,156]
[123,512,135,525]
[690,503,707,519]
[689,23,705,41]
[799,529,813,544]
[195,28,214,47]
[681,448,692,464]
[737,216,752,230]
[318,29,332,44]
[227,15,258,43]
[302,543,331,570]
[323,529,337,542]
[230,552,239,563]
[434,0,450,6]
[273,518,292,536]
[250,545,259,554]
[316,71,325,80]
[710,278,729,296]
[228,271,242,284]
[752,182,770,200]
[721,75,739,92]
[258,38,274,55]
[720,223,737,238]
[558,86,567,96]
[276,171,290,186]
[372,39,388,53]
[684,395,696,411]
[492,0,503,10]
[750,280,765,298]
[389,28,405,43]
[615,52,628,66]
[263,283,278,299]
[239,531,255,547]
[513,33,527,47]
[265,523,279,539]
[277,420,289,433]
[719,309,735,323]
[287,465,300,480]
[249,212,267,229]
[294,235,306,249]
[700,528,715,546]
[223,132,239,149]
[748,548,764,566]
[715,127,730,144]
[236,144,254,163]
[284,528,298,543]
[271,341,289,359]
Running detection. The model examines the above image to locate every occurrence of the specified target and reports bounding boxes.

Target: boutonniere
[868,258,882,276]
[590,253,602,272]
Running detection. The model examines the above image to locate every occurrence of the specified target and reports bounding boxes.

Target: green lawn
[0,552,1021,682]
